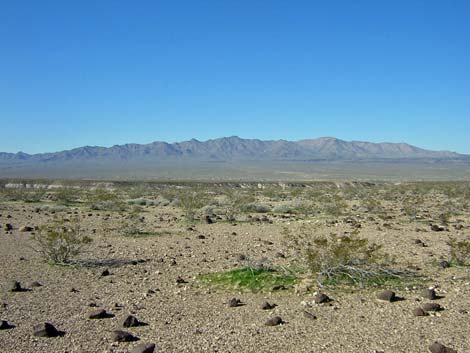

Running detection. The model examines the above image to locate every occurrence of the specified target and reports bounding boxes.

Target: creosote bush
[446,236,470,266]
[283,225,401,285]
[241,202,270,213]
[31,217,92,265]
[177,190,209,222]
[87,187,126,211]
[222,191,254,221]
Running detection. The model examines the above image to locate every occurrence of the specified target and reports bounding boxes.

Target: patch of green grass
[121,230,174,238]
[199,267,298,292]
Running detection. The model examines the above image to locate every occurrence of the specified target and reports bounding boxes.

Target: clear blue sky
[1,0,469,154]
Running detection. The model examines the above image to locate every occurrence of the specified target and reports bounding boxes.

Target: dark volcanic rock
[176,276,187,284]
[112,330,138,342]
[420,288,437,300]
[265,316,284,326]
[422,303,442,312]
[8,280,24,292]
[33,322,61,337]
[413,308,428,317]
[429,342,458,353]
[228,298,242,307]
[0,320,13,330]
[261,301,276,310]
[88,308,111,319]
[314,293,331,304]
[202,215,213,224]
[122,314,141,328]
[439,261,450,269]
[377,290,396,302]
[131,343,156,353]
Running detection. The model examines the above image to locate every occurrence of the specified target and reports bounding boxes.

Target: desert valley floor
[0,181,469,353]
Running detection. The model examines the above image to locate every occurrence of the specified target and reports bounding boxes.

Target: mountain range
[0,136,466,162]
[1,137,469,180]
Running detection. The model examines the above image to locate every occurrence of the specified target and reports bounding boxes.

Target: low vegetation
[31,217,92,265]
[199,267,297,292]
[446,236,470,266]
[283,226,406,286]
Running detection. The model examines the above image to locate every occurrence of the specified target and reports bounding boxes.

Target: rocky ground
[1,182,469,353]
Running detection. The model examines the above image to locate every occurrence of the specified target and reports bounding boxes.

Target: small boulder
[0,320,13,330]
[429,342,458,353]
[122,314,141,328]
[377,290,396,302]
[265,316,284,326]
[131,343,156,353]
[88,308,110,319]
[413,308,428,317]
[422,303,442,312]
[431,224,445,232]
[314,293,331,304]
[8,280,23,292]
[33,322,61,337]
[261,302,276,310]
[420,288,437,300]
[228,298,242,307]
[202,215,213,224]
[19,226,33,232]
[112,330,138,342]
[439,261,450,269]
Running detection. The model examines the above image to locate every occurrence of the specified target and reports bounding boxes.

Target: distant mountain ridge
[0,136,465,164]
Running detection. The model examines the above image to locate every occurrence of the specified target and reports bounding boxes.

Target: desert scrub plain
[0,180,469,353]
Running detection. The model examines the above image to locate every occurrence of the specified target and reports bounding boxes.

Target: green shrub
[219,191,254,221]
[35,204,69,213]
[87,187,126,211]
[272,201,312,215]
[446,236,470,265]
[273,203,297,214]
[241,202,270,213]
[283,226,401,285]
[177,191,208,222]
[127,198,155,206]
[55,187,80,206]
[320,194,348,217]
[31,218,92,264]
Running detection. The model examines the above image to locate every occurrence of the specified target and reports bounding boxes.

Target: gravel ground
[1,201,469,353]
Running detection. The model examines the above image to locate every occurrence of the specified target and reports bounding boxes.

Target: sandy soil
[1,193,469,353]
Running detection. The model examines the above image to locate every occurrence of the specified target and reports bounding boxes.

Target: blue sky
[1,0,469,154]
